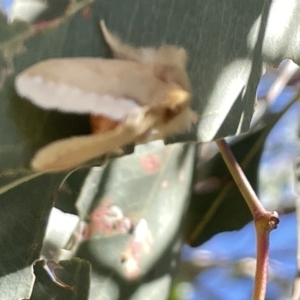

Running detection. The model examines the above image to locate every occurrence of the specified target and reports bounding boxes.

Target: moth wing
[31,114,145,172]
[15,58,143,120]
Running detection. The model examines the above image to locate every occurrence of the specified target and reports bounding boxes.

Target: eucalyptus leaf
[0,266,34,300]
[0,173,64,274]
[73,142,196,299]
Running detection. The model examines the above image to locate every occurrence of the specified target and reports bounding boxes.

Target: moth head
[147,87,191,128]
[163,88,190,120]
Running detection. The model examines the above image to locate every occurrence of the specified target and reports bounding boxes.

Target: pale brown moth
[15,21,197,172]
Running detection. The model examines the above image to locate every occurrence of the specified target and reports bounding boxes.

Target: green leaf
[0,266,34,299]
[50,142,195,298]
[0,172,64,299]
[0,173,64,273]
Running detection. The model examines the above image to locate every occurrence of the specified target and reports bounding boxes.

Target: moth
[15,21,197,172]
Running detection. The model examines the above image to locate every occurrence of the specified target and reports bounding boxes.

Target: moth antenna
[100,20,143,61]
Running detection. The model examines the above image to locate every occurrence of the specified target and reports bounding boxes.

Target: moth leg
[100,20,143,61]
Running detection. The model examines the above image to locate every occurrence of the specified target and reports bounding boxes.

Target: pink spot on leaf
[121,219,152,280]
[86,199,132,238]
[140,155,161,173]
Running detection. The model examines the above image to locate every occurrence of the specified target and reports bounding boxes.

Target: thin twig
[216,139,279,300]
[215,140,265,216]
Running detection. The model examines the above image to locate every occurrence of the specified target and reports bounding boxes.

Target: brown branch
[216,139,279,300]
